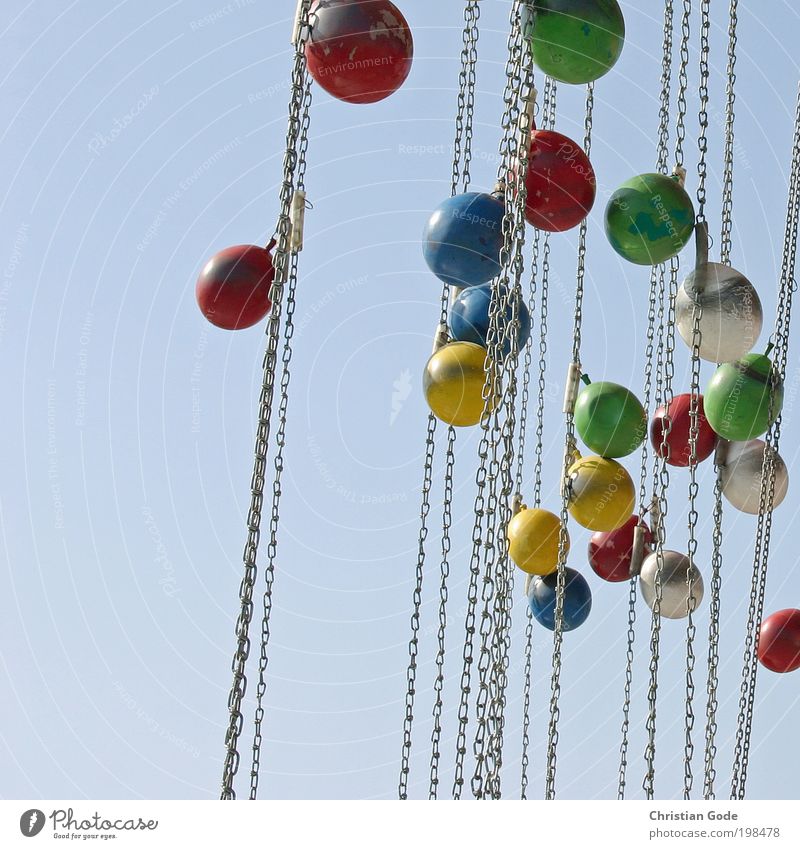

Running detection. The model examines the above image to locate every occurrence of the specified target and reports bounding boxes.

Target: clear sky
[1,0,800,801]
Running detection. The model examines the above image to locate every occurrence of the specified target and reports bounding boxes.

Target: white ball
[639,550,704,619]
[720,439,789,514]
[676,263,763,363]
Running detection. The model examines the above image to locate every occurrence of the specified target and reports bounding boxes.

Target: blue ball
[527,567,592,631]
[422,192,505,287]
[449,284,531,356]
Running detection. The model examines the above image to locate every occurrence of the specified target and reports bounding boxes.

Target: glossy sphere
[720,439,789,514]
[524,129,596,232]
[423,341,490,427]
[605,173,695,265]
[575,381,646,458]
[305,0,413,104]
[527,567,592,631]
[704,353,784,441]
[525,0,625,85]
[589,515,652,583]
[676,263,763,362]
[650,393,717,467]
[758,609,800,673]
[449,284,531,357]
[196,244,274,330]
[422,192,505,288]
[508,508,567,576]
[639,550,704,620]
[567,455,635,531]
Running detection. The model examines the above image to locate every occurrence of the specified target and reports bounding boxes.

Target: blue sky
[1,0,800,800]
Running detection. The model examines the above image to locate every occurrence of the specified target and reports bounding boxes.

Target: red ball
[758,609,800,673]
[650,393,717,468]
[305,0,413,104]
[524,129,596,232]
[196,244,274,330]
[588,515,652,583]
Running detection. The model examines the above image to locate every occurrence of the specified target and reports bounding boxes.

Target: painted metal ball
[195,244,274,330]
[508,508,567,576]
[650,393,717,467]
[574,380,647,458]
[639,550,704,620]
[423,341,491,427]
[758,609,800,673]
[524,129,596,232]
[567,455,635,532]
[719,439,789,514]
[588,515,652,583]
[524,0,625,85]
[449,284,531,357]
[704,353,783,441]
[422,192,505,288]
[676,263,763,362]
[527,567,592,631]
[604,173,695,266]
[305,0,413,104]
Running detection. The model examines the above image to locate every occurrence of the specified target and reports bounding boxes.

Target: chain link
[220,0,314,799]
[719,0,738,266]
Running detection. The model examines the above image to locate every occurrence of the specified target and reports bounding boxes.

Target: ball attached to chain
[524,0,625,85]
[423,341,491,427]
[527,567,592,631]
[639,550,704,619]
[719,439,789,514]
[676,263,763,363]
[524,129,596,232]
[422,192,505,288]
[449,284,531,357]
[305,0,414,104]
[604,173,695,265]
[567,454,635,532]
[574,380,647,458]
[758,609,800,673]
[195,244,274,330]
[588,515,652,583]
[650,393,717,467]
[704,352,784,441]
[508,507,567,575]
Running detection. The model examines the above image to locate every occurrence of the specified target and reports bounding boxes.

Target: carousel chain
[704,0,736,801]
[731,87,800,798]
[544,81,594,801]
[250,65,314,802]
[401,0,482,801]
[470,0,532,799]
[220,0,313,800]
[674,0,692,168]
[683,0,711,801]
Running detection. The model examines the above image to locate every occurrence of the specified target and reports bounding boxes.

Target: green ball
[575,381,647,458]
[525,0,625,85]
[604,173,695,265]
[704,353,784,441]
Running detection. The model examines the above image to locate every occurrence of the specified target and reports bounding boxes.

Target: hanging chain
[719,0,738,267]
[731,86,800,799]
[220,0,313,800]
[543,81,593,801]
[452,0,481,196]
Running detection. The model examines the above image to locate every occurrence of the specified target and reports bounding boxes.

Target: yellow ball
[508,508,568,575]
[567,455,635,531]
[423,341,491,427]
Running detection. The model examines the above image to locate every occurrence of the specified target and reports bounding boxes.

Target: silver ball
[720,439,789,514]
[639,550,704,619]
[676,263,763,363]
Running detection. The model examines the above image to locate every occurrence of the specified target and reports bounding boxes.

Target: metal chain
[452,0,481,196]
[220,0,313,799]
[731,86,800,798]
[544,81,593,801]
[249,60,313,802]
[704,0,738,800]
[674,0,691,168]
